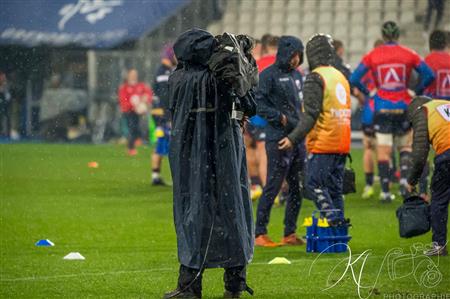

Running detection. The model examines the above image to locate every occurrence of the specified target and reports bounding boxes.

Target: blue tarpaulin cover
[0,0,189,48]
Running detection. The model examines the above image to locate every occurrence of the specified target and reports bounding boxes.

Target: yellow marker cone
[268,257,291,265]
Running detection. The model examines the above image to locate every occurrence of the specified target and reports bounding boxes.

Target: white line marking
[1,256,385,282]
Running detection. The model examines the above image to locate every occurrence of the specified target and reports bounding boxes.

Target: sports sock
[399,151,412,196]
[152,168,161,180]
[251,176,261,186]
[378,161,390,193]
[365,172,374,186]
[399,151,412,181]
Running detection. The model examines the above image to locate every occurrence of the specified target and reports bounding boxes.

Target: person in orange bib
[406,96,450,256]
[279,34,351,226]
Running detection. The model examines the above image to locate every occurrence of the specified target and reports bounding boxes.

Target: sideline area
[1,144,449,298]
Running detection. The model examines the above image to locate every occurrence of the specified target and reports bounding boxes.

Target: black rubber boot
[163,265,202,299]
[223,266,253,298]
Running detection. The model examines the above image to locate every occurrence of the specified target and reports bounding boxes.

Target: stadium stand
[207,0,450,68]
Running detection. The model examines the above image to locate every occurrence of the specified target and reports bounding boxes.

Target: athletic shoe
[362,185,375,199]
[380,192,395,203]
[255,235,280,247]
[423,243,448,256]
[250,185,263,201]
[223,291,241,298]
[273,195,281,207]
[128,149,137,156]
[152,178,167,186]
[281,234,306,246]
[134,138,143,147]
[163,289,201,299]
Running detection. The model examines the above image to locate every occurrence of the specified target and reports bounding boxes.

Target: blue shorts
[156,136,170,156]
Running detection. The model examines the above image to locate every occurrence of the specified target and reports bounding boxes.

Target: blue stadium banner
[0,0,189,48]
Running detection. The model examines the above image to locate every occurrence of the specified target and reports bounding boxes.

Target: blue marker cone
[35,239,54,246]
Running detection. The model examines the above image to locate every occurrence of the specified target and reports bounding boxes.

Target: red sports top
[361,43,423,103]
[118,82,153,113]
[256,54,276,73]
[424,51,450,99]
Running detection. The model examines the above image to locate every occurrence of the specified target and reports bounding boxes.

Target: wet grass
[1,144,449,298]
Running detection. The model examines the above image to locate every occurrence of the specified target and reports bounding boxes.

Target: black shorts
[374,112,411,135]
[246,123,266,142]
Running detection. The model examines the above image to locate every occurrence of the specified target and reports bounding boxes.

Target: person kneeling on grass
[164,28,258,299]
[406,96,450,256]
[279,34,351,226]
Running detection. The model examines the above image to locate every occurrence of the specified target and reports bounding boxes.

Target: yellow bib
[424,100,450,155]
[306,66,351,154]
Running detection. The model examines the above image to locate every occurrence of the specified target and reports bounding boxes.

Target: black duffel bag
[396,195,431,238]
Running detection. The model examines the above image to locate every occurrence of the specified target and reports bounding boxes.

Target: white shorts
[376,131,412,148]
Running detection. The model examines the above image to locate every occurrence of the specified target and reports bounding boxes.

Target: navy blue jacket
[152,63,172,125]
[256,36,304,142]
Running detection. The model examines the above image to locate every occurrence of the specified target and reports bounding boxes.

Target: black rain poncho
[168,28,255,269]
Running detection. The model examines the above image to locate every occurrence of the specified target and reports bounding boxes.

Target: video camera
[208,32,259,120]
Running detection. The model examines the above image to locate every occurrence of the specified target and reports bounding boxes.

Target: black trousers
[305,154,346,223]
[255,141,305,237]
[424,0,445,31]
[124,112,141,150]
[430,159,450,246]
[177,265,247,295]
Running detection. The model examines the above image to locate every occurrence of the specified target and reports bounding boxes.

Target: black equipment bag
[396,195,431,238]
[343,154,356,194]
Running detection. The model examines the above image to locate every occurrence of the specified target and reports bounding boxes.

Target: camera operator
[164,28,257,299]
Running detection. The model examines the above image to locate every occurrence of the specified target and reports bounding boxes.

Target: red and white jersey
[118,82,153,113]
[424,51,450,100]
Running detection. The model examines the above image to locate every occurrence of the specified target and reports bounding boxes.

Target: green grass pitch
[1,144,449,298]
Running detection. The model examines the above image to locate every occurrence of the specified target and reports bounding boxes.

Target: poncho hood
[174,28,215,66]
